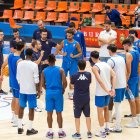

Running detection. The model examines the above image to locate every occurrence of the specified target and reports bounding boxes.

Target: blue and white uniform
[44,66,63,112]
[62,39,79,77]
[94,62,111,107]
[107,55,126,102]
[8,53,20,98]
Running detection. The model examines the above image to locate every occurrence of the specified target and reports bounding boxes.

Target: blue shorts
[114,88,126,102]
[125,77,139,99]
[95,95,110,108]
[19,94,37,109]
[45,92,63,112]
[11,88,19,98]
[62,60,78,77]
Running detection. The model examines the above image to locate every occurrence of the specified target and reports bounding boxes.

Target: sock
[59,128,63,133]
[114,102,121,129]
[12,111,15,121]
[28,120,33,130]
[49,128,52,133]
[109,111,112,121]
[100,126,105,132]
[105,122,109,129]
[18,119,22,128]
[15,115,18,123]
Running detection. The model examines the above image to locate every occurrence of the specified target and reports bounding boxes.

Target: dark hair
[107,44,117,52]
[129,30,138,37]
[16,41,25,51]
[90,51,99,59]
[66,29,74,35]
[78,60,86,70]
[0,29,3,32]
[105,5,110,10]
[104,20,111,25]
[122,39,132,46]
[41,28,47,33]
[69,22,76,28]
[13,28,19,33]
[48,54,56,64]
[127,36,135,44]
[25,48,33,56]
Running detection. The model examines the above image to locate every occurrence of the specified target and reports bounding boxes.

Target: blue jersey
[129,50,139,78]
[44,66,62,93]
[73,31,86,58]
[8,53,20,89]
[63,39,78,62]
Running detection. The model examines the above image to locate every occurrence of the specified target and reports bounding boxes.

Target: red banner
[81,27,140,49]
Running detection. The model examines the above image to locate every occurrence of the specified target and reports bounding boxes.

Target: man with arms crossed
[41,54,67,139]
[91,51,116,138]
[17,48,40,135]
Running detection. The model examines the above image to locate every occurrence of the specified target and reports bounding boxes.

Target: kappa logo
[77,74,88,80]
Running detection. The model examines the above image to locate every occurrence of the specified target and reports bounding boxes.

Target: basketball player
[57,29,82,99]
[91,51,116,138]
[1,41,25,127]
[71,60,92,139]
[17,48,40,135]
[107,44,127,132]
[41,54,67,139]
[0,29,8,95]
[122,39,140,128]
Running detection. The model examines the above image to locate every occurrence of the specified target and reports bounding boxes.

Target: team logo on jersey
[77,74,88,80]
[77,34,80,37]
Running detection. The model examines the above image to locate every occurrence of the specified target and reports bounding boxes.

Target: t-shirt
[94,62,111,96]
[10,37,25,60]
[99,29,117,57]
[17,60,39,94]
[71,72,91,103]
[40,39,57,61]
[33,28,52,40]
[107,55,126,89]
[107,9,122,26]
[32,50,42,74]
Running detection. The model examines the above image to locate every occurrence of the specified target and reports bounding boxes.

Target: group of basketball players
[0,20,140,139]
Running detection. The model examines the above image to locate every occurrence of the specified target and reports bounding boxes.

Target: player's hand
[62,52,67,56]
[70,54,75,58]
[109,89,115,97]
[40,50,44,57]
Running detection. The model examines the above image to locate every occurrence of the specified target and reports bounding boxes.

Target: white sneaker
[12,121,18,127]
[137,116,140,126]
[110,127,122,133]
[95,131,106,138]
[11,116,15,123]
[125,119,138,128]
[35,107,42,112]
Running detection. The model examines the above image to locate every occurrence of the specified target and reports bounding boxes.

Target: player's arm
[108,32,117,44]
[98,33,108,46]
[92,66,110,94]
[110,67,116,96]
[41,71,46,90]
[33,51,44,65]
[125,52,133,82]
[55,41,65,56]
[60,68,67,94]
[71,43,82,58]
[81,32,87,59]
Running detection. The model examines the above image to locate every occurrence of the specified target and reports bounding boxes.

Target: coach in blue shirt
[67,22,86,60]
[105,5,122,27]
[32,20,52,42]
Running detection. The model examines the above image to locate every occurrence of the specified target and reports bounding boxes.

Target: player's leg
[46,94,54,139]
[11,96,15,123]
[95,96,106,138]
[108,97,114,123]
[26,94,38,135]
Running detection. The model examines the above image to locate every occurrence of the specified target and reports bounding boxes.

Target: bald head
[37,20,44,29]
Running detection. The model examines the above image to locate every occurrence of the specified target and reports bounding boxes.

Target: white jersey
[107,55,126,89]
[98,29,117,57]
[95,62,111,96]
[17,60,39,94]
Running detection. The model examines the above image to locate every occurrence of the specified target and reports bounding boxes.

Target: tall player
[107,44,127,132]
[122,39,140,128]
[57,29,82,99]
[91,51,116,138]
[41,54,67,139]
[1,41,25,127]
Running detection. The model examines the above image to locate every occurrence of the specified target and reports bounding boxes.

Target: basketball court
[0,57,139,140]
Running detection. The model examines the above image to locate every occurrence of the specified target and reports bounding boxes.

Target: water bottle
[127,89,135,100]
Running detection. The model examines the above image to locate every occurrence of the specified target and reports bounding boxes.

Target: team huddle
[0,20,140,139]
